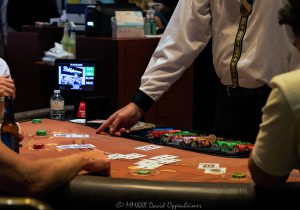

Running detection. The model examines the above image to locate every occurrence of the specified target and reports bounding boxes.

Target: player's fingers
[0,77,15,88]
[0,85,16,98]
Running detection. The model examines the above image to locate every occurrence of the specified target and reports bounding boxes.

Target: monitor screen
[55,59,97,92]
[97,0,116,3]
[97,0,129,4]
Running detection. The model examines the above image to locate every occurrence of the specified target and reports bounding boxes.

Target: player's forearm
[248,154,289,189]
[0,154,88,196]
[18,155,90,196]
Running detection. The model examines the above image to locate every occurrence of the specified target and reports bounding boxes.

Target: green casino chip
[36,130,47,136]
[32,119,42,124]
[137,170,151,175]
[232,172,246,178]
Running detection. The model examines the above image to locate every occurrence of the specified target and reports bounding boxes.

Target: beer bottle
[1,96,19,153]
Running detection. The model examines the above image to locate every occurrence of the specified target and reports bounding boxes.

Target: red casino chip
[232,144,248,153]
[33,144,45,150]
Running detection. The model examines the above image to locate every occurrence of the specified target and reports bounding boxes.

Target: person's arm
[96,102,144,136]
[140,0,212,102]
[248,86,297,189]
[0,142,110,196]
[96,0,212,135]
[248,154,289,189]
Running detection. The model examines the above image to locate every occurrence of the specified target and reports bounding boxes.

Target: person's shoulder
[271,69,300,110]
[271,69,300,86]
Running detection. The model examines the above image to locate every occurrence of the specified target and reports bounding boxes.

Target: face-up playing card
[198,163,220,170]
[155,159,181,164]
[135,145,162,151]
[75,144,95,149]
[135,159,158,165]
[122,153,146,160]
[53,133,90,138]
[150,155,178,160]
[56,144,95,149]
[204,167,227,175]
[56,144,78,149]
[134,159,163,169]
[108,153,126,160]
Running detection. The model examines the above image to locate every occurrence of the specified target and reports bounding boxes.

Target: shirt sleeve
[0,58,11,76]
[139,0,212,101]
[252,88,298,176]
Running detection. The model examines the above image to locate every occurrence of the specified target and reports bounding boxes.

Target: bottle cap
[54,90,60,94]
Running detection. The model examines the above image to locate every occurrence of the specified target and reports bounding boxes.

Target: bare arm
[0,142,110,196]
[248,153,289,189]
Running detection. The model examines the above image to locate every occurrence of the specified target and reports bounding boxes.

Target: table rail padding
[14,105,74,122]
[45,175,300,210]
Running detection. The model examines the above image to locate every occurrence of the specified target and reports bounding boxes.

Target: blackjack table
[16,119,300,210]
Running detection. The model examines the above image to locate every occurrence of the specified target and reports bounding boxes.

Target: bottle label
[1,133,19,153]
[50,100,64,111]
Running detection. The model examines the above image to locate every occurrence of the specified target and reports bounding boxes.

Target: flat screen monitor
[55,59,97,92]
[97,0,129,4]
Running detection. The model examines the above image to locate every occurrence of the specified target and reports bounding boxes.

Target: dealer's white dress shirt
[140,0,294,101]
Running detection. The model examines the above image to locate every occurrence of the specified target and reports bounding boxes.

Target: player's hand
[0,76,16,99]
[96,102,143,136]
[82,150,110,175]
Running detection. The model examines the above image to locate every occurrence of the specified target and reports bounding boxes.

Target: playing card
[204,167,227,175]
[53,133,90,138]
[150,155,178,160]
[198,163,220,169]
[108,153,126,160]
[135,159,159,165]
[155,159,181,164]
[56,144,78,149]
[75,144,96,149]
[135,145,162,151]
[135,159,163,169]
[123,153,146,160]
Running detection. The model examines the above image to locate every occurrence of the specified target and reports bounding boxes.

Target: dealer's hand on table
[80,149,110,175]
[0,76,16,99]
[96,102,143,136]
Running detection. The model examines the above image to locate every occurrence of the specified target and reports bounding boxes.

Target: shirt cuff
[131,90,155,112]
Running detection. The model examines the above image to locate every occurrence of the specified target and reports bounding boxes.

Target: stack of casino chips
[211,140,254,153]
[189,134,217,148]
[32,119,42,124]
[160,131,198,144]
[146,129,181,140]
[36,130,47,136]
[146,128,254,153]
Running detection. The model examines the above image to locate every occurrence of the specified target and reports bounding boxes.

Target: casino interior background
[1,1,300,210]
[2,0,218,133]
